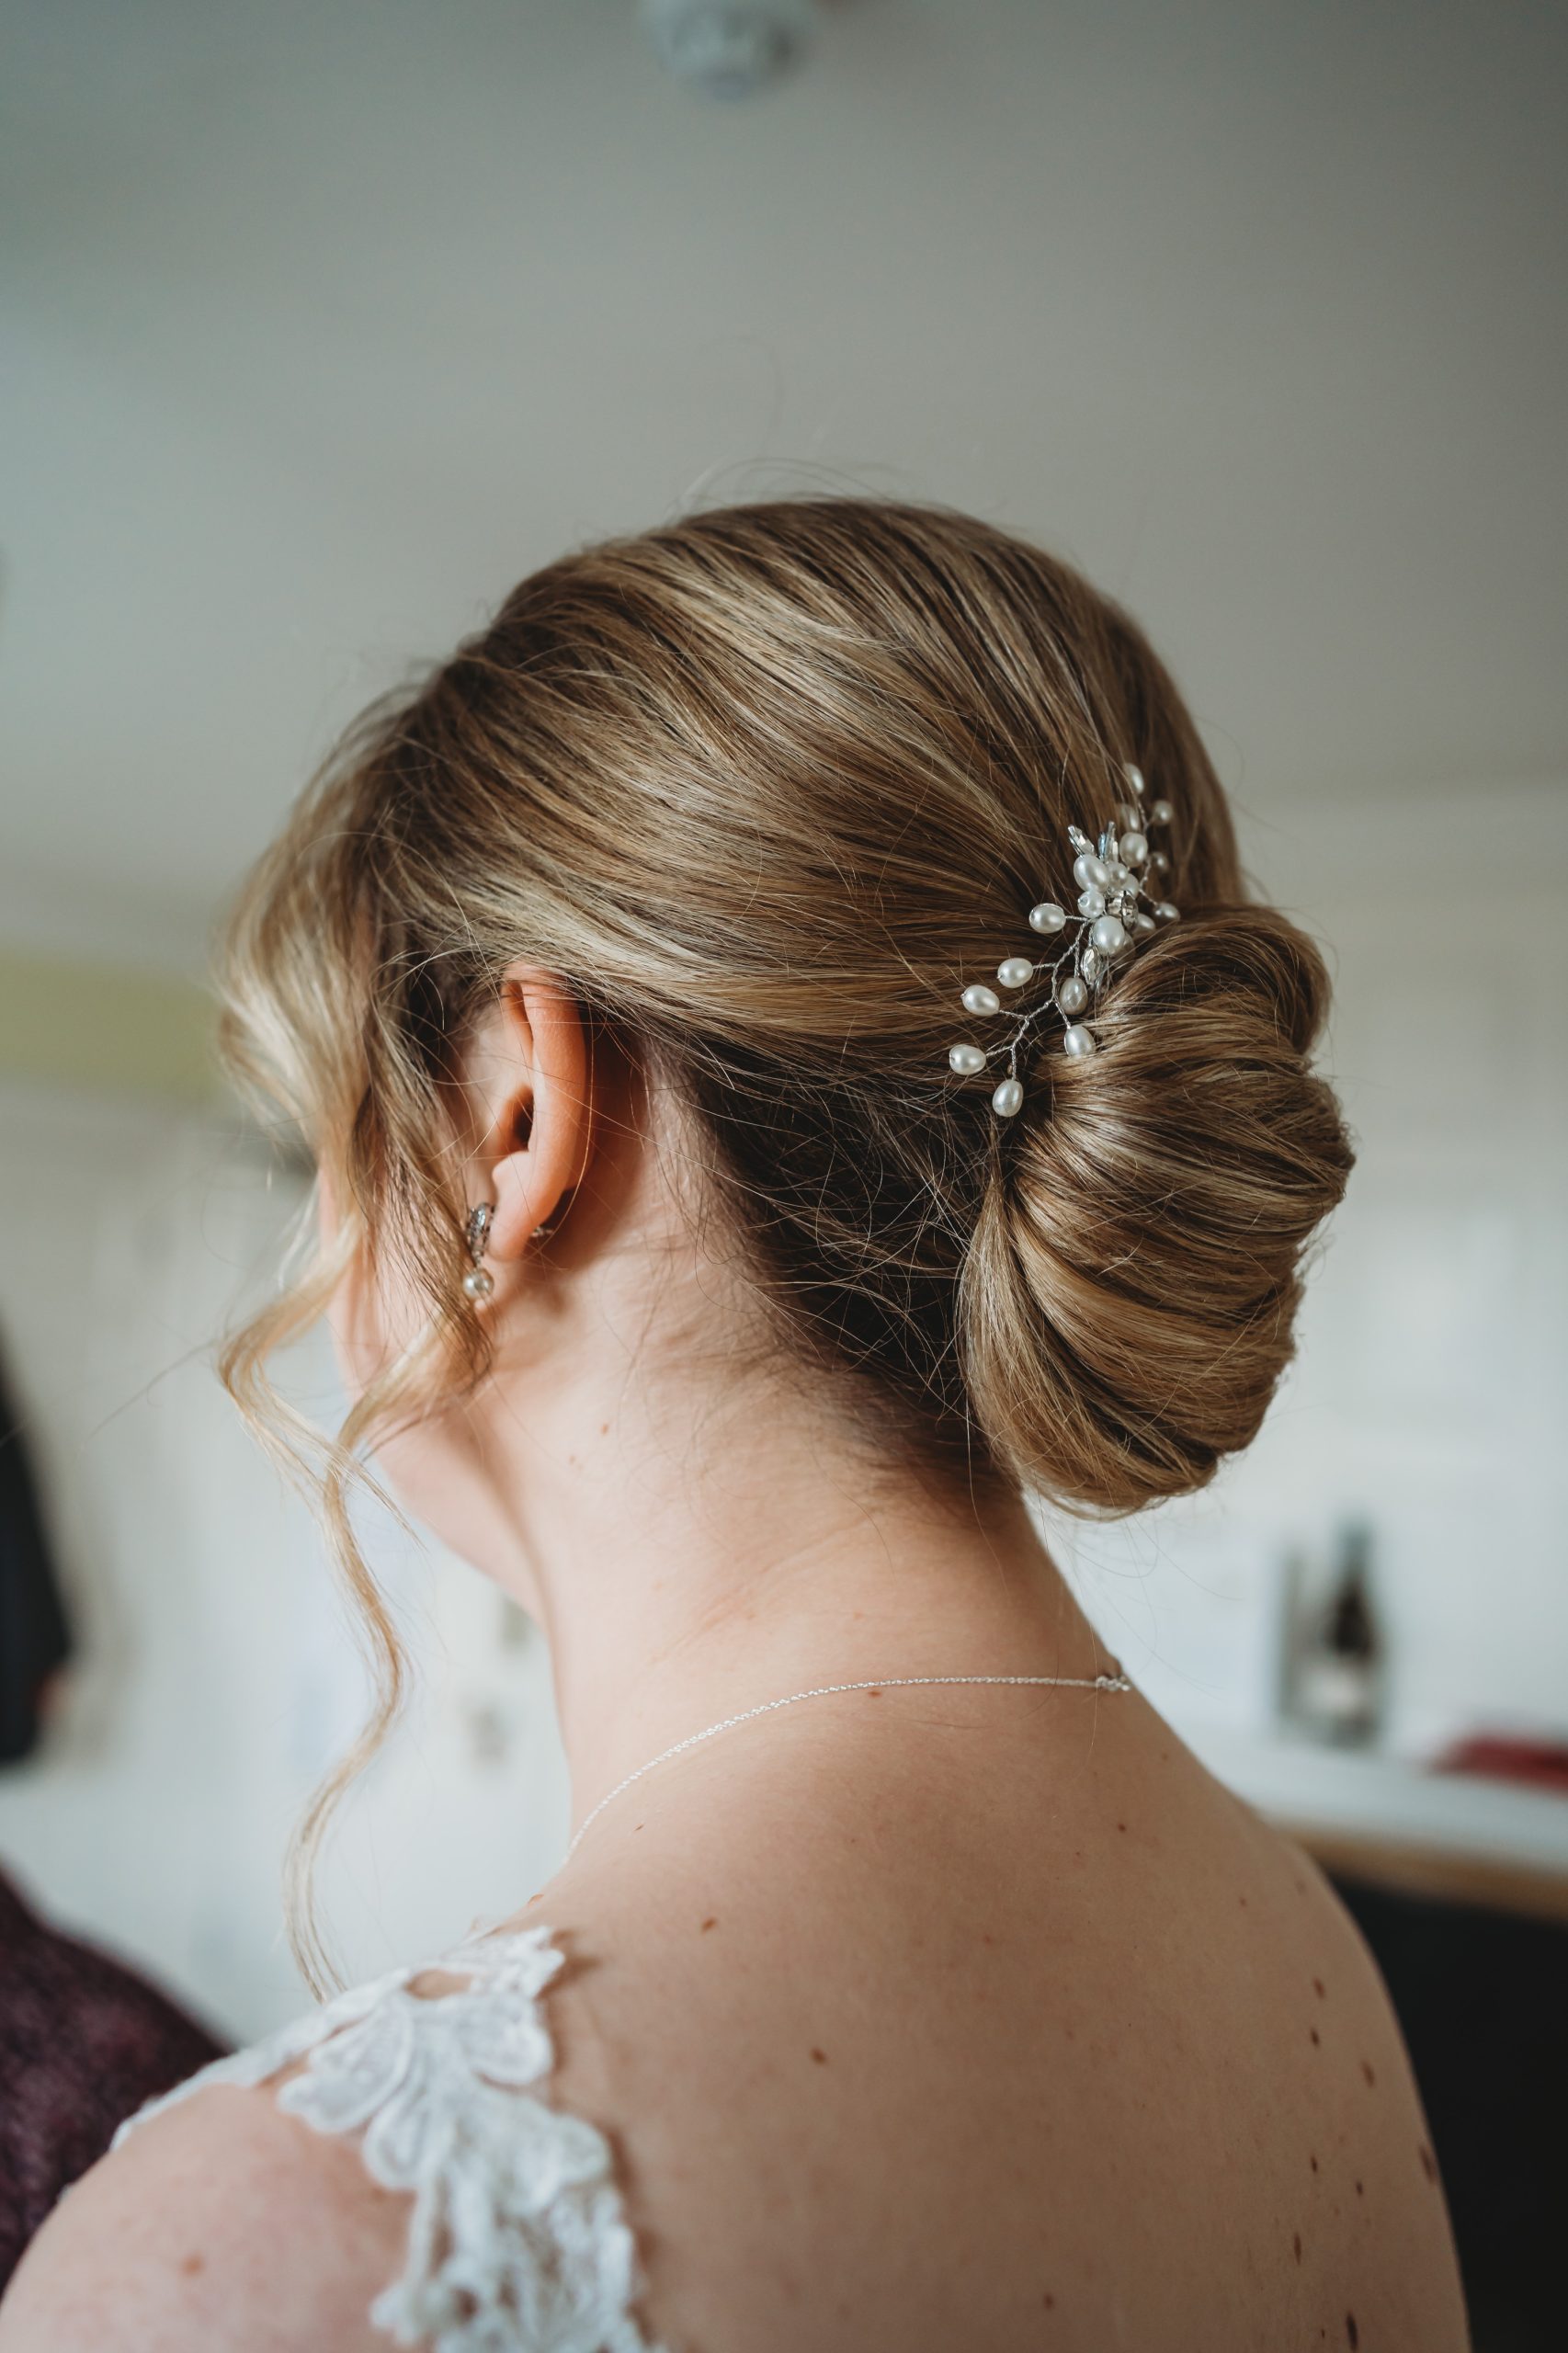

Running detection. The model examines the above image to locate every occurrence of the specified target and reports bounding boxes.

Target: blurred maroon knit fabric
[0,1867,226,2288]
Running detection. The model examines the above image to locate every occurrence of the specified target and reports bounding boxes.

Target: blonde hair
[216,496,1353,1987]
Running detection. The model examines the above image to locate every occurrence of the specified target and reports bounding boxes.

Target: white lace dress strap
[111,1923,666,2353]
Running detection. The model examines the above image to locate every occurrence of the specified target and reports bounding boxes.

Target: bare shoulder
[0,2073,405,2353]
[524,1722,1472,2353]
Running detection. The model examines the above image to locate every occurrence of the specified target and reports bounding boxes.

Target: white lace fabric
[112,1925,666,2353]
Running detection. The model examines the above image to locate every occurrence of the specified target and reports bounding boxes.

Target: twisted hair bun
[961,904,1353,1512]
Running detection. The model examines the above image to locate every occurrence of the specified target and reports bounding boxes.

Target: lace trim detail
[112,1925,666,2353]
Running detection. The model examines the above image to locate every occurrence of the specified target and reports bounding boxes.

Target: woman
[0,499,1469,2350]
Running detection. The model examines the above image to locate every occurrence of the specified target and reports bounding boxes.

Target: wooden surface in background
[1289,1820,1568,1923]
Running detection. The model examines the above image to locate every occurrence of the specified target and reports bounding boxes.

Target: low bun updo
[222,493,1354,1524]
[962,904,1353,1511]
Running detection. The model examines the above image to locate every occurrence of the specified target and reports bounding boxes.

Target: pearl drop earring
[462,1202,495,1302]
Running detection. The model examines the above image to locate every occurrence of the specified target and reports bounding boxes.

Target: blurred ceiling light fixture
[639,0,820,98]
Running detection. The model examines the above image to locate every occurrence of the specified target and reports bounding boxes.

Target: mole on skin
[700,1916,718,1933]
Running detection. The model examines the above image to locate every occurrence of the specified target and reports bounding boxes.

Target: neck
[455,1331,1108,1841]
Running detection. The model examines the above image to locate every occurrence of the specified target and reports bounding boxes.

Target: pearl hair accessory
[946,762,1179,1118]
[462,1202,495,1302]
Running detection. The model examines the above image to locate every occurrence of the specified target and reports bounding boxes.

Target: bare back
[538,1685,1469,2352]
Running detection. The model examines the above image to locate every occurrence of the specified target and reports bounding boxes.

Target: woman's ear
[472,969,592,1261]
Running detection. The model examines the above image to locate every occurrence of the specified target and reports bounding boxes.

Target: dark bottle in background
[1284,1520,1385,1748]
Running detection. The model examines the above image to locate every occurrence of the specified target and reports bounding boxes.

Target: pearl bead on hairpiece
[946,764,1179,1118]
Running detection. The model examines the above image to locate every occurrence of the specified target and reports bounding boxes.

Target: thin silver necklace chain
[564,1668,1134,1863]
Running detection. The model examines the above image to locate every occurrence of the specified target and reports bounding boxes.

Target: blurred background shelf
[1187,1724,1568,1921]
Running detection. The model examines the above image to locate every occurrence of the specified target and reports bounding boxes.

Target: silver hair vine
[945,763,1179,1118]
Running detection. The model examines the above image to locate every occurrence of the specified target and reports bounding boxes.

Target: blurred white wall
[0,774,1562,2040]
